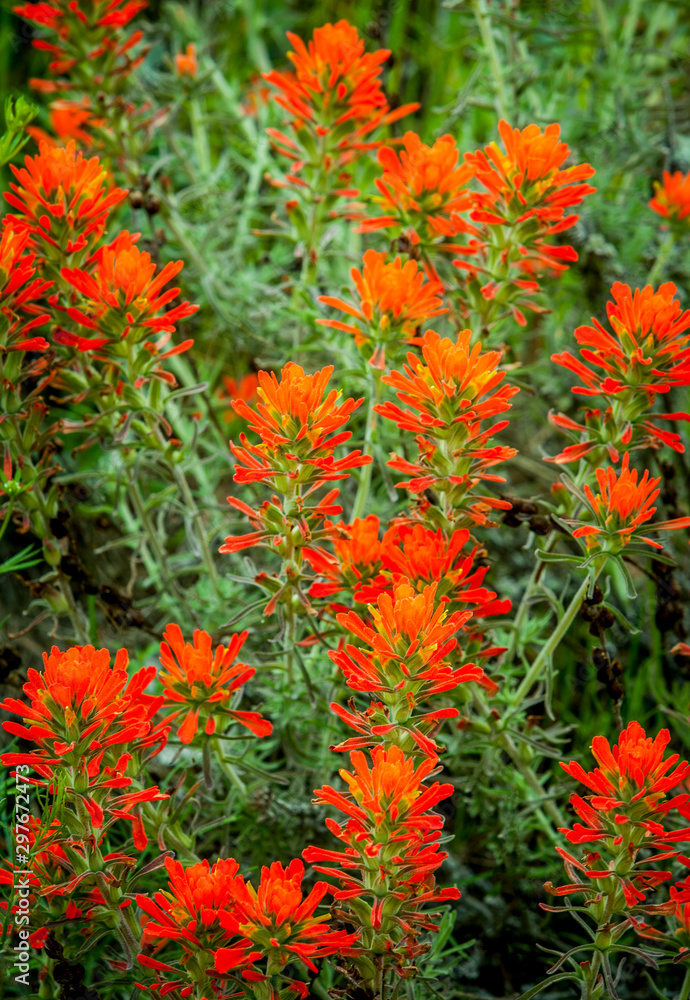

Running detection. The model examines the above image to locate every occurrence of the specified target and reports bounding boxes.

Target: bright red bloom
[229,362,371,484]
[175,43,197,78]
[330,580,489,744]
[318,249,446,363]
[569,453,690,551]
[60,230,197,341]
[137,856,244,953]
[650,170,690,227]
[0,224,52,351]
[158,623,272,744]
[263,21,415,139]
[358,131,475,242]
[377,328,518,435]
[303,515,383,602]
[552,282,690,398]
[466,119,596,226]
[215,858,359,975]
[6,141,127,256]
[1,644,162,770]
[375,329,518,517]
[15,1,147,82]
[304,746,460,958]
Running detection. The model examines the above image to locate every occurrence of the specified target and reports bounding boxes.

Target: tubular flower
[465,120,596,227]
[158,623,272,744]
[317,249,446,365]
[229,362,371,485]
[27,98,105,147]
[263,20,415,144]
[650,170,690,230]
[303,515,384,604]
[330,579,489,752]
[174,43,197,78]
[1,644,163,771]
[357,131,475,243]
[6,141,127,258]
[219,372,260,419]
[567,453,690,553]
[303,746,459,976]
[215,859,359,975]
[261,21,417,252]
[375,329,518,521]
[549,282,690,462]
[58,231,197,379]
[137,856,245,954]
[0,225,52,352]
[546,723,690,918]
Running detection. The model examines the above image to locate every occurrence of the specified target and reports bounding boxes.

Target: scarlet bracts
[547,723,690,914]
[6,141,127,258]
[158,623,272,744]
[1,643,162,769]
[650,170,690,229]
[359,131,475,243]
[304,746,459,974]
[375,329,518,522]
[465,120,596,227]
[567,453,690,553]
[318,249,446,364]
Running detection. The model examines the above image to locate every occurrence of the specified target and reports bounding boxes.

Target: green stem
[472,0,509,121]
[168,450,221,598]
[648,229,676,287]
[0,496,15,547]
[678,964,690,1000]
[56,566,88,644]
[509,564,604,710]
[189,96,212,176]
[125,467,180,598]
[497,730,565,830]
[352,369,383,521]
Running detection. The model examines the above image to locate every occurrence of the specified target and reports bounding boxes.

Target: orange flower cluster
[318,248,446,366]
[6,141,127,261]
[375,328,519,525]
[564,453,690,558]
[358,131,475,245]
[329,579,493,756]
[303,746,460,971]
[220,362,371,614]
[650,170,690,231]
[262,21,418,269]
[136,855,358,998]
[545,723,690,935]
[549,282,690,464]
[0,140,198,557]
[158,623,272,744]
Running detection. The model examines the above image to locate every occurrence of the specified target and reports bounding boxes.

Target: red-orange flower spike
[570,453,690,551]
[175,42,197,78]
[263,20,413,132]
[1,644,161,769]
[359,131,475,242]
[60,231,197,342]
[318,249,446,363]
[466,120,596,225]
[558,721,690,848]
[331,579,487,716]
[136,855,245,953]
[158,624,272,744]
[377,328,519,435]
[230,362,371,484]
[650,170,690,228]
[215,858,359,975]
[304,515,384,602]
[552,282,690,397]
[6,141,127,257]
